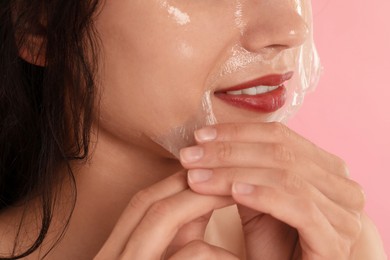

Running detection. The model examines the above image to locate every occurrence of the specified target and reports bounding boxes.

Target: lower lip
[214,85,287,113]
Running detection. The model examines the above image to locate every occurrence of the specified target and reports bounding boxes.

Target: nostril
[254,45,291,60]
[240,5,310,53]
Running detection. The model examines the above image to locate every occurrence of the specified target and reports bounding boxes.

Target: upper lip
[215,71,294,93]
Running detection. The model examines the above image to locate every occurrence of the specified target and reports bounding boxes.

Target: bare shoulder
[351,213,387,260]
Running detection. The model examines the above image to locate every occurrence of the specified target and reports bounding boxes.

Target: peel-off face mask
[152,0,322,158]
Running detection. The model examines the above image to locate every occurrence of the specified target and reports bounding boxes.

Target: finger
[164,212,212,259]
[180,141,298,169]
[193,123,366,211]
[207,122,365,211]
[236,208,299,260]
[181,141,365,212]
[231,183,350,258]
[188,168,362,240]
[168,240,239,260]
[96,171,188,258]
[121,190,233,259]
[194,122,349,177]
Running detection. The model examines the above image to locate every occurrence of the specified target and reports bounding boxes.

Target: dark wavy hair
[0,0,101,258]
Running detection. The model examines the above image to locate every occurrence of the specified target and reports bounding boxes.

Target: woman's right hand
[94,171,238,260]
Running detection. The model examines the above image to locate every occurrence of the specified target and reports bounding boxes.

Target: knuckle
[269,122,291,141]
[339,178,366,212]
[279,172,304,192]
[230,123,242,139]
[129,188,153,210]
[146,200,173,221]
[349,181,366,211]
[216,142,234,162]
[349,213,363,241]
[333,157,350,177]
[272,143,296,164]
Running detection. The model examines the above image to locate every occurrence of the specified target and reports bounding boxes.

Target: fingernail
[195,127,217,142]
[188,169,213,183]
[233,182,255,195]
[180,146,204,163]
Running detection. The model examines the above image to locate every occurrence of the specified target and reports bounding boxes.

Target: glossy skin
[95,0,308,155]
[0,0,386,259]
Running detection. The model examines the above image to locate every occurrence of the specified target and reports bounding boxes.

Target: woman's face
[94,0,313,157]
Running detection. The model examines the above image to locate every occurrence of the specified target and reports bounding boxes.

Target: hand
[180,122,365,260]
[94,171,238,260]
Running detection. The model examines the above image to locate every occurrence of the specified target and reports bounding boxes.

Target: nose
[240,2,309,54]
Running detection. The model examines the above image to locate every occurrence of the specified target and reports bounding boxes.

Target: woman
[0,0,386,259]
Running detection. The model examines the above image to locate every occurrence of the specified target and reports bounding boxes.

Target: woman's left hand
[180,122,366,260]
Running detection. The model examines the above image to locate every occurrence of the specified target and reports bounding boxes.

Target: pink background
[288,0,390,255]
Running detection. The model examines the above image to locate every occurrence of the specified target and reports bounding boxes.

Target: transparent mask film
[153,0,322,157]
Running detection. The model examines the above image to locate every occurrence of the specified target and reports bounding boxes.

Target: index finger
[192,123,365,211]
[122,190,234,259]
[194,122,349,178]
[96,171,188,258]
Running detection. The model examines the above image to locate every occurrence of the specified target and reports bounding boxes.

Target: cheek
[94,1,238,153]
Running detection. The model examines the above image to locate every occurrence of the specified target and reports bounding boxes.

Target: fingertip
[187,169,213,184]
[194,127,217,143]
[232,182,255,195]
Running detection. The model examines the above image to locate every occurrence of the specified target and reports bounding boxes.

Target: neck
[50,126,183,258]
[0,125,184,259]
[74,126,183,194]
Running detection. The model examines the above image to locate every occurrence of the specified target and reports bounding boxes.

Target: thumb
[164,212,213,259]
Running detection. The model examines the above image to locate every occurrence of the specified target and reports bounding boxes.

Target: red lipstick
[215,72,293,113]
